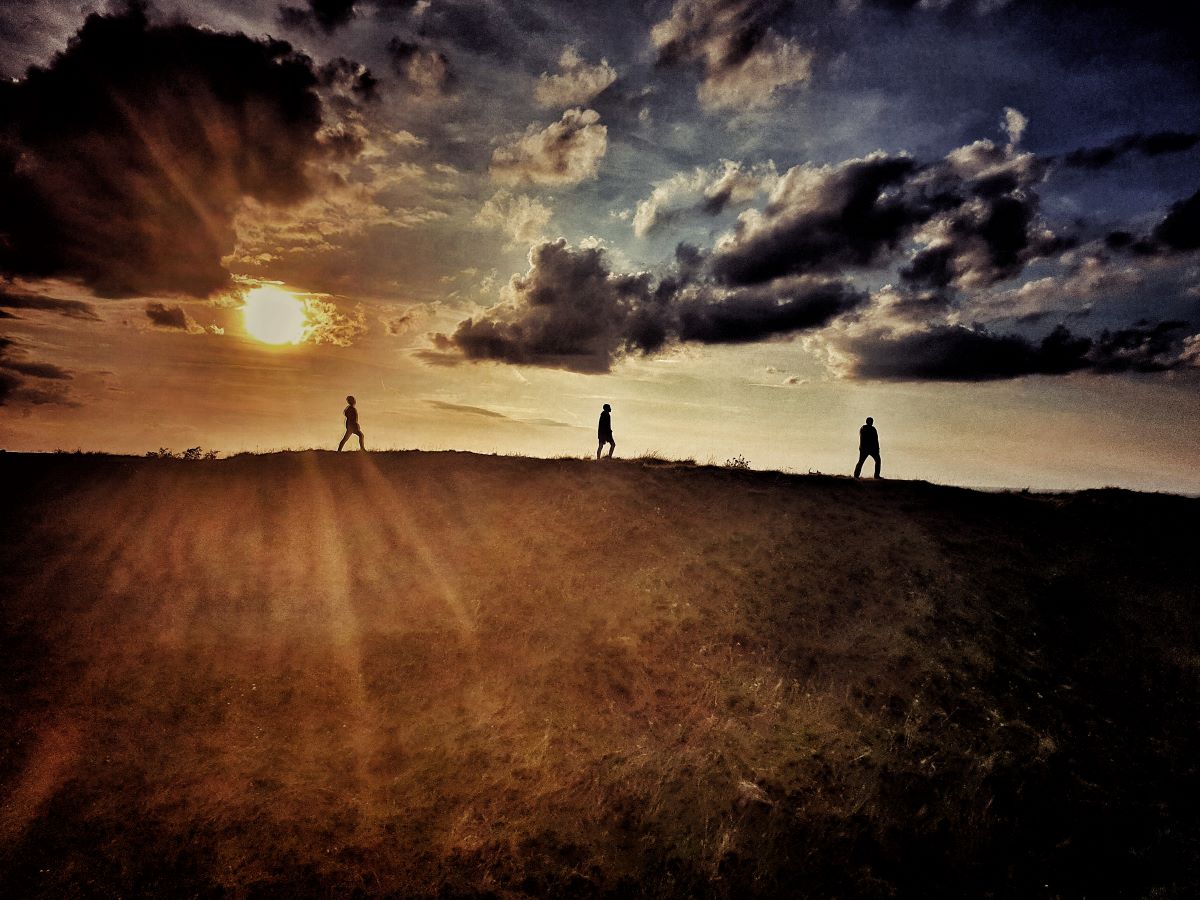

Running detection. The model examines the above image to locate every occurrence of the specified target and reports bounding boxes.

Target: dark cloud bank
[433,137,1200,378]
[0,4,337,298]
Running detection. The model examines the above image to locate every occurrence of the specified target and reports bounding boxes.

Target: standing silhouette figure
[338,395,365,451]
[597,403,615,459]
[854,416,881,479]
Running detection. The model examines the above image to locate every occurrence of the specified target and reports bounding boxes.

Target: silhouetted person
[338,395,365,451]
[597,403,615,459]
[854,416,881,479]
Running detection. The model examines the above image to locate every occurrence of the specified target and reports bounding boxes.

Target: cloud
[632,159,778,237]
[145,302,188,330]
[711,152,923,284]
[385,38,455,95]
[490,108,608,186]
[433,240,646,372]
[830,324,1091,381]
[278,0,356,34]
[474,191,553,246]
[318,56,379,104]
[429,239,865,372]
[902,140,1062,289]
[408,0,547,60]
[676,279,866,344]
[534,47,617,108]
[651,0,813,110]
[426,400,509,419]
[824,320,1200,381]
[304,296,368,346]
[1061,131,1200,169]
[0,287,99,320]
[0,6,329,298]
[0,335,76,407]
[1002,107,1028,145]
[1151,188,1200,252]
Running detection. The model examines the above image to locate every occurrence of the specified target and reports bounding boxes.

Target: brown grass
[0,451,1196,897]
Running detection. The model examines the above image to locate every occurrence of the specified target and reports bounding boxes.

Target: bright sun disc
[242,286,308,345]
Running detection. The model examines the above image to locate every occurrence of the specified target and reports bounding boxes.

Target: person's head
[865,416,873,425]
[603,403,611,412]
[347,395,356,405]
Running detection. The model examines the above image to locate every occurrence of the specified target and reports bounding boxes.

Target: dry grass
[0,451,1196,897]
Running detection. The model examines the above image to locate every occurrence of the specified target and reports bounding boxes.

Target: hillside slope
[0,451,1196,898]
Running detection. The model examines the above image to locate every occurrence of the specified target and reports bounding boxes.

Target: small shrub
[725,455,750,470]
[144,447,219,460]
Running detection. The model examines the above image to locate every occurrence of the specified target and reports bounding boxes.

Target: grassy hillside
[0,451,1196,898]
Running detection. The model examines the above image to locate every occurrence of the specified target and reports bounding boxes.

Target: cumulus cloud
[1002,107,1028,145]
[385,38,455,95]
[0,6,330,298]
[534,47,617,108]
[474,191,553,246]
[711,152,923,284]
[428,239,863,372]
[633,159,778,237]
[651,0,813,110]
[490,109,608,186]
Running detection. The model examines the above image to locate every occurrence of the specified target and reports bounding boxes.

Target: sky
[1,0,1198,491]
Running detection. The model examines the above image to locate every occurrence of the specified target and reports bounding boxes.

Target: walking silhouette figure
[338,395,365,451]
[597,404,615,459]
[854,416,881,479]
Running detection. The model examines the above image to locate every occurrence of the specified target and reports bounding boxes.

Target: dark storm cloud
[677,280,865,344]
[839,325,1092,381]
[711,153,923,285]
[0,335,75,406]
[0,5,328,298]
[435,240,649,373]
[1102,188,1200,258]
[1060,131,1200,169]
[836,321,1198,381]
[431,240,864,373]
[278,0,356,34]
[1151,188,1200,252]
[144,302,189,330]
[0,287,99,320]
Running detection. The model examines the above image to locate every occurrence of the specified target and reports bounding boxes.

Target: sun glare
[242,285,308,345]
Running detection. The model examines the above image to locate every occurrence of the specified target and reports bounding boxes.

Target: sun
[242,285,308,345]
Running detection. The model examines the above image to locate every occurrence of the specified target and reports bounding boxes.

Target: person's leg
[597,440,603,459]
[872,452,881,478]
[338,430,350,451]
[357,430,365,451]
[854,451,866,477]
[607,438,615,458]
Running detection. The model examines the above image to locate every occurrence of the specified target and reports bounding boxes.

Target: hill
[0,450,1197,898]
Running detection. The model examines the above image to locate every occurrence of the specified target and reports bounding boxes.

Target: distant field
[0,451,1196,897]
